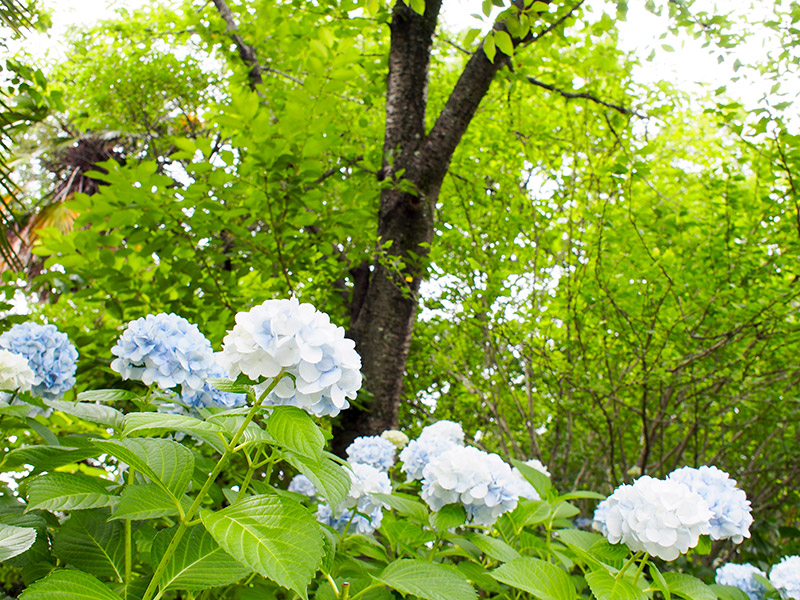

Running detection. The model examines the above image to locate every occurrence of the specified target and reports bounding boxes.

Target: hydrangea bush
[0,302,789,600]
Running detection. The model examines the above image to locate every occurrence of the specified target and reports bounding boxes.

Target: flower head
[421,446,519,526]
[595,475,712,560]
[770,555,800,600]
[668,466,753,543]
[0,349,35,393]
[346,435,397,471]
[0,322,78,399]
[419,420,465,445]
[381,429,409,449]
[218,299,362,417]
[288,474,317,499]
[400,435,459,482]
[111,313,216,390]
[715,563,767,600]
[178,362,246,410]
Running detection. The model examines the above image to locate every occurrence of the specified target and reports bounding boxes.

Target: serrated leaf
[650,563,671,600]
[511,459,552,499]
[202,494,323,600]
[78,389,139,403]
[470,533,520,562]
[93,438,193,498]
[53,510,125,580]
[122,413,227,452]
[663,573,716,600]
[0,404,31,417]
[514,499,551,528]
[152,525,251,591]
[283,451,351,509]
[556,529,604,552]
[207,378,251,394]
[27,473,115,512]
[491,557,576,600]
[430,503,466,531]
[44,400,124,429]
[0,523,37,561]
[267,406,324,462]
[372,493,428,522]
[109,483,181,521]
[18,569,123,599]
[0,443,100,472]
[210,414,273,445]
[377,559,477,600]
[709,584,750,600]
[585,570,646,600]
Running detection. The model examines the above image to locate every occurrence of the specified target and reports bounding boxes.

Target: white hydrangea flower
[0,349,35,393]
[288,474,317,498]
[715,563,767,600]
[419,420,465,445]
[421,446,519,526]
[668,466,753,543]
[346,436,397,471]
[523,459,550,478]
[381,429,409,449]
[597,475,712,560]
[218,298,362,417]
[508,471,541,501]
[592,496,613,536]
[400,435,459,482]
[771,555,800,600]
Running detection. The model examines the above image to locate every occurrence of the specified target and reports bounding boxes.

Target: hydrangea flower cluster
[0,322,78,399]
[381,429,409,449]
[111,313,217,390]
[770,555,800,600]
[421,446,519,526]
[177,362,246,410]
[346,435,397,471]
[668,466,753,543]
[400,420,465,481]
[0,349,35,393]
[218,298,362,417]
[317,463,391,535]
[715,563,767,600]
[593,475,712,560]
[288,474,317,499]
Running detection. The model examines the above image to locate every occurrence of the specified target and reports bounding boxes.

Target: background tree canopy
[2,0,799,554]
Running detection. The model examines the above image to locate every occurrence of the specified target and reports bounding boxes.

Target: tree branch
[527,76,644,117]
[211,0,263,90]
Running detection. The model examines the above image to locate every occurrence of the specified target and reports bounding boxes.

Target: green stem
[141,373,285,600]
[348,582,383,600]
[616,551,643,580]
[324,572,340,597]
[235,449,257,503]
[124,467,135,584]
[632,552,649,584]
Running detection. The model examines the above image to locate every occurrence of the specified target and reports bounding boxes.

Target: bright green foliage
[0,523,36,562]
[26,473,115,512]
[18,569,124,600]
[377,559,477,600]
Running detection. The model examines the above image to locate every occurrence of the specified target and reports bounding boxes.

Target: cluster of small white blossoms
[317,463,391,535]
[288,474,317,499]
[218,298,362,417]
[0,349,36,393]
[593,466,753,561]
[399,420,466,481]
[770,555,800,600]
[715,563,766,600]
[420,446,521,526]
[346,435,397,472]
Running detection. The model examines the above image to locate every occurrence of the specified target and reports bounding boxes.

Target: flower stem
[616,551,643,580]
[632,552,649,584]
[141,372,285,600]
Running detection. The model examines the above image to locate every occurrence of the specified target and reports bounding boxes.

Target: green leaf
[470,533,520,562]
[18,569,123,599]
[372,493,428,522]
[377,559,477,600]
[0,523,37,561]
[0,443,100,472]
[283,451,351,509]
[494,30,513,57]
[202,494,323,600]
[483,34,496,63]
[53,510,125,580]
[26,472,115,512]
[491,557,576,600]
[409,0,425,15]
[650,563,671,600]
[555,529,604,552]
[44,400,124,429]
[78,389,139,403]
[109,483,181,521]
[206,378,251,394]
[430,503,466,532]
[93,438,194,497]
[663,573,716,600]
[122,413,227,452]
[511,459,552,499]
[709,584,750,600]
[558,491,606,501]
[267,406,324,462]
[152,525,251,592]
[585,570,646,600]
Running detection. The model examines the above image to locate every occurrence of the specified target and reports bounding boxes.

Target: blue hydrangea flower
[0,322,78,399]
[715,563,767,600]
[218,299,362,417]
[316,503,381,536]
[771,555,800,600]
[346,435,397,471]
[111,313,217,390]
[316,463,390,535]
[668,466,753,543]
[288,474,317,499]
[400,433,462,482]
[178,362,246,410]
[420,446,519,526]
